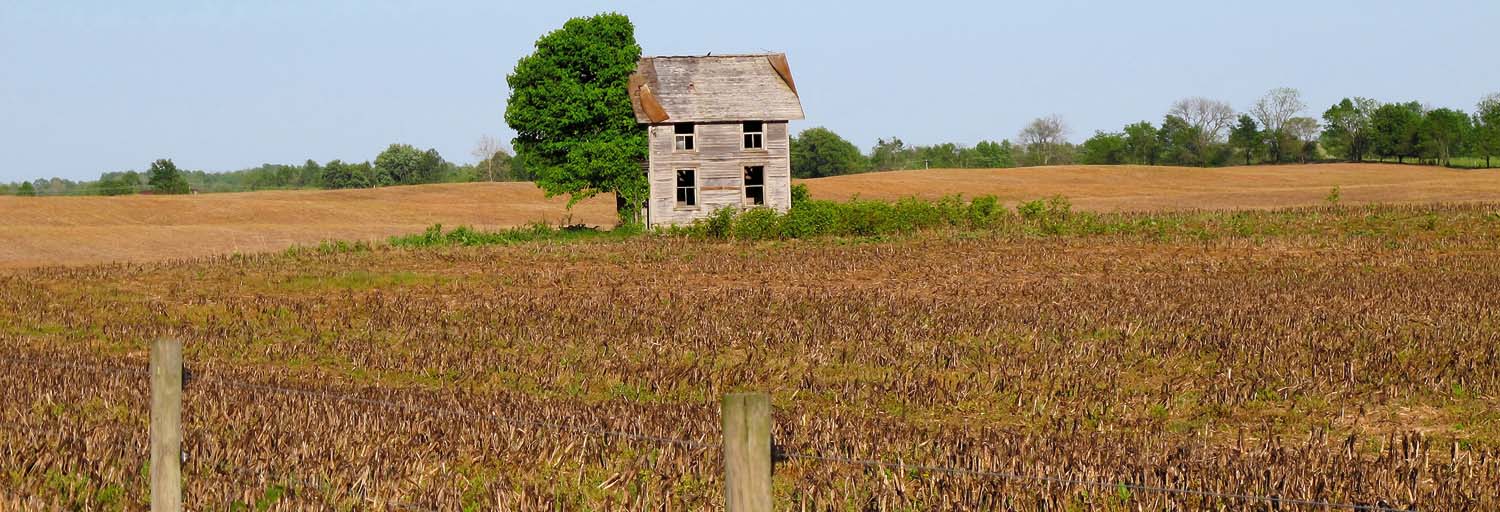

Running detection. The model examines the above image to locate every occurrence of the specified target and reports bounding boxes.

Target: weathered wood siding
[647,121,791,228]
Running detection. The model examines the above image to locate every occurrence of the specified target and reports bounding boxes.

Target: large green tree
[1321,97,1378,162]
[1122,121,1160,165]
[1369,102,1423,164]
[505,12,645,223]
[1078,131,1128,164]
[319,160,371,189]
[1228,115,1262,165]
[146,159,191,194]
[1419,108,1471,166]
[1157,115,1204,166]
[16,182,36,196]
[374,143,444,186]
[791,127,865,178]
[1476,93,1500,168]
[971,140,1016,168]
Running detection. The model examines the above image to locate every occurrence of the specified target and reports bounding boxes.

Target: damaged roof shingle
[628,53,805,124]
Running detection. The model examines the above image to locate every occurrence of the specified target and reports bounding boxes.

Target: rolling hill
[3,163,1498,268]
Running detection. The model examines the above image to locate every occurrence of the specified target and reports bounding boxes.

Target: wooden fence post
[722,392,771,512]
[150,338,183,512]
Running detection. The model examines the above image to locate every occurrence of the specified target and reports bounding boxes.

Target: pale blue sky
[2,0,1496,182]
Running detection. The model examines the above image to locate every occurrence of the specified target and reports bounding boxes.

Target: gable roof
[628,53,805,124]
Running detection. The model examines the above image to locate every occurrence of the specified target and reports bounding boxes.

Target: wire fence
[1,354,1415,511]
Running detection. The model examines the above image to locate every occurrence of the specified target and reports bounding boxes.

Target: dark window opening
[676,169,697,207]
[744,166,764,205]
[674,123,695,151]
[742,121,764,149]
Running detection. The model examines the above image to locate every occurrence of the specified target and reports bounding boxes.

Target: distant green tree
[1228,115,1263,165]
[1157,115,1205,166]
[319,160,371,189]
[92,172,138,196]
[971,140,1016,168]
[791,127,865,178]
[374,143,444,186]
[146,159,191,194]
[16,182,36,196]
[1078,131,1129,164]
[868,137,909,171]
[1419,108,1471,166]
[1321,98,1378,162]
[300,160,322,186]
[1300,138,1321,163]
[504,12,646,223]
[1369,102,1423,164]
[1475,93,1500,168]
[914,143,964,168]
[1122,121,1160,165]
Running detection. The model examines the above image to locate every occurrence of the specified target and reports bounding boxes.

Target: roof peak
[644,53,784,60]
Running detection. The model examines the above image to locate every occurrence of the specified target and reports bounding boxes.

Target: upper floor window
[742,121,764,149]
[674,123,696,151]
[676,169,697,207]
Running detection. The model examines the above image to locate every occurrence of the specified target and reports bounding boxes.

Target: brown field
[3,163,1500,268]
[0,182,617,269]
[2,204,1499,509]
[803,163,1500,209]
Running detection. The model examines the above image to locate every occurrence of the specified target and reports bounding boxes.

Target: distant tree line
[3,139,531,196]
[787,89,1500,179]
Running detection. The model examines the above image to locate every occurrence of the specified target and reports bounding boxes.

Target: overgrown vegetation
[366,190,1500,253]
[386,223,618,248]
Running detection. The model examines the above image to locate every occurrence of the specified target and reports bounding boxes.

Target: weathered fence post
[722,392,771,512]
[150,338,183,512]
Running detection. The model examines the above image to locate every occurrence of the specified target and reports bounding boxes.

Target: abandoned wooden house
[628,53,805,227]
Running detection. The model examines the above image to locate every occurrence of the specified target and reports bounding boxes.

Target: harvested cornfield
[2,203,1499,509]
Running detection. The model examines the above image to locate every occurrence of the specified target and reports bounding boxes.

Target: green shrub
[732,207,783,240]
[387,222,607,248]
[967,195,1003,228]
[791,183,810,204]
[703,207,736,239]
[780,200,838,238]
[682,194,1030,241]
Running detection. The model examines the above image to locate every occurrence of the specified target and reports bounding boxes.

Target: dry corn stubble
[1,203,1499,509]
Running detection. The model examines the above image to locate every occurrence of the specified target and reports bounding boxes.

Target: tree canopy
[504,12,646,223]
[1078,131,1128,165]
[1370,102,1422,163]
[147,159,191,194]
[791,127,865,178]
[374,143,445,186]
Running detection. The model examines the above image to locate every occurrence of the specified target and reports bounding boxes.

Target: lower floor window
[744,166,764,205]
[676,169,697,207]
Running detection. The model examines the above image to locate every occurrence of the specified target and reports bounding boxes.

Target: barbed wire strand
[0,354,1417,510]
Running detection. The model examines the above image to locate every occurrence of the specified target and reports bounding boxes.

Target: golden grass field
[3,163,1499,268]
